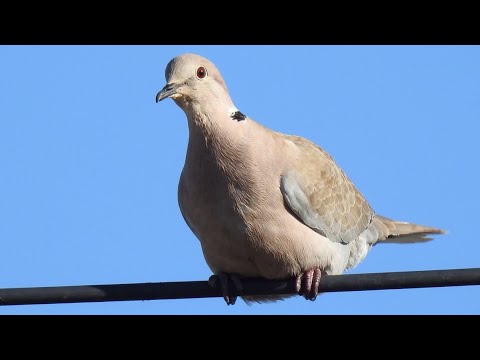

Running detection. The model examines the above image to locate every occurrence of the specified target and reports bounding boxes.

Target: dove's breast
[177,120,351,279]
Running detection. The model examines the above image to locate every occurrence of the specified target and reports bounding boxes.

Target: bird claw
[295,268,322,301]
[208,273,243,305]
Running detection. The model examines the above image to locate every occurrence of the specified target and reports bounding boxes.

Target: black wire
[1,268,479,306]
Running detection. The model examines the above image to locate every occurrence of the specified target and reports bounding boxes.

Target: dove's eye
[196,66,207,79]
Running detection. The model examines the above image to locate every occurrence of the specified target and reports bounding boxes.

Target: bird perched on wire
[155,53,445,305]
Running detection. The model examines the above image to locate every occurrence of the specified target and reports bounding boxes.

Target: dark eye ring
[196,66,207,79]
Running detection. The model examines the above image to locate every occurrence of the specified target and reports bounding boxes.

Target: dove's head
[156,53,235,113]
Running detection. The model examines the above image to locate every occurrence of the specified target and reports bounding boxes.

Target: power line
[1,268,479,306]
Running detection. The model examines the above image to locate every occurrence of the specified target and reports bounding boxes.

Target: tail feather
[374,215,446,244]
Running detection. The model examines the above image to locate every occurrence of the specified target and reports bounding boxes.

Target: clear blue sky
[1,45,479,314]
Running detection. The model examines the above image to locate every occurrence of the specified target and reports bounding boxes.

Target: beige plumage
[156,53,445,304]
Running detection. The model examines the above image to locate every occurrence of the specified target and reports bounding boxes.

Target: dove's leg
[295,268,322,301]
[208,273,243,305]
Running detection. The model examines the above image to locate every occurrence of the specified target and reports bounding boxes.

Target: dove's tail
[374,215,446,244]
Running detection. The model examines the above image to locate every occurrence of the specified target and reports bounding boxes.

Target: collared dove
[156,53,445,305]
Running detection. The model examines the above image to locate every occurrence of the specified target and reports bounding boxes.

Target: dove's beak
[156,83,180,103]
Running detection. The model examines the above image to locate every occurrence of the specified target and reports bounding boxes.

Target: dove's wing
[280,135,375,244]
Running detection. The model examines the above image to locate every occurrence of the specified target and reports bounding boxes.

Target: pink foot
[208,273,243,305]
[295,269,322,301]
